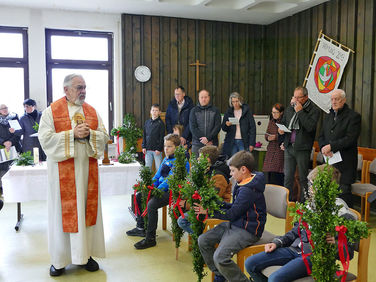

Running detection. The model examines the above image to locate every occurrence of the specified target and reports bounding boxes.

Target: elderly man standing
[39,74,109,276]
[279,86,320,202]
[189,89,221,157]
[319,89,361,207]
[165,86,194,146]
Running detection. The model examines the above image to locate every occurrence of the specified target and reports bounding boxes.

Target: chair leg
[188,234,192,251]
[162,205,167,230]
[365,195,370,222]
[360,197,365,220]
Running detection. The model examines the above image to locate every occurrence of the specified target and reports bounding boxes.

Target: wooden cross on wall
[190,59,206,93]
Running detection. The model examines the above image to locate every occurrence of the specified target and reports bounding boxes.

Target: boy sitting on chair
[195,150,266,282]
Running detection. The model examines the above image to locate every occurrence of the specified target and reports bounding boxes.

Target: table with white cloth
[2,161,141,230]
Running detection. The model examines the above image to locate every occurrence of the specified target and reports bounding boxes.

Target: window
[0,26,29,116]
[45,29,113,132]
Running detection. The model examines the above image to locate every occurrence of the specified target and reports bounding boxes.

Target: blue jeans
[245,247,311,282]
[145,150,163,171]
[231,139,245,156]
[177,213,193,234]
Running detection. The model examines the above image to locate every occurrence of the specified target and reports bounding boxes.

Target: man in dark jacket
[319,89,361,207]
[165,86,194,146]
[189,89,221,157]
[279,86,320,202]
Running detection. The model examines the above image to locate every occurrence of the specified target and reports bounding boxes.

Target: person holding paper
[279,86,320,202]
[38,74,109,276]
[221,92,256,158]
[318,89,361,207]
[15,99,46,161]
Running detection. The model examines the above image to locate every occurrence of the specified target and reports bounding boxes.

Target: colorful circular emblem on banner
[314,56,340,93]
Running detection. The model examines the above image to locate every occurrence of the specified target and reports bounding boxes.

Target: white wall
[0,6,123,127]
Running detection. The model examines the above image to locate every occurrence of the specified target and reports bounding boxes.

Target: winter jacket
[189,103,221,146]
[142,117,165,151]
[221,104,256,158]
[213,171,266,237]
[318,104,361,185]
[281,100,320,151]
[0,113,22,153]
[165,95,194,141]
[152,154,190,192]
[15,110,46,161]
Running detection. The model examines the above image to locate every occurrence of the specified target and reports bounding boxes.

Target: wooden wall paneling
[344,0,356,107]
[143,16,152,119]
[170,17,178,101]
[205,21,214,97]
[231,23,239,94]
[187,19,196,101]
[354,0,365,116]
[179,19,188,93]
[123,15,133,116]
[151,17,160,107]
[247,25,255,108]
[361,0,374,146]
[198,20,206,91]
[297,10,311,85]
[317,4,325,36]
[238,24,246,100]
[213,23,223,109]
[330,0,340,39]
[262,24,272,110]
[162,17,171,111]
[254,26,263,113]
[132,16,142,126]
[339,0,348,91]
[221,22,230,112]
[287,16,298,94]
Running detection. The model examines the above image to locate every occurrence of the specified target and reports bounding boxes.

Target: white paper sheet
[276,123,291,133]
[324,151,342,165]
[228,117,239,125]
[8,120,21,130]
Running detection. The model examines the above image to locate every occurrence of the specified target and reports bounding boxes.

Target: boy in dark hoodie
[195,150,266,282]
[142,104,165,171]
[177,145,232,233]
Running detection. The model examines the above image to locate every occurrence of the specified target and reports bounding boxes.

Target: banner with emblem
[304,31,353,113]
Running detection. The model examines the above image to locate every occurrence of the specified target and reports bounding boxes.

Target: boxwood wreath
[167,145,189,259]
[111,113,142,163]
[181,154,222,282]
[132,165,162,229]
[292,164,369,281]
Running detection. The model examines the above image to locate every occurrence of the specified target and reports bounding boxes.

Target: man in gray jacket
[189,89,221,157]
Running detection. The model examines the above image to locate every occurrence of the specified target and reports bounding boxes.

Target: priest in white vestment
[39,74,109,276]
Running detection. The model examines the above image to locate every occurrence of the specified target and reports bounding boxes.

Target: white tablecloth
[3,161,141,203]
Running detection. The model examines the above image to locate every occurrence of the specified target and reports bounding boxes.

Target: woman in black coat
[221,92,256,158]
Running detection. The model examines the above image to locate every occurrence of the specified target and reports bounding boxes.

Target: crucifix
[190,59,206,93]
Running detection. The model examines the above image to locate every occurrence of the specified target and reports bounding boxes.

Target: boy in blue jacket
[195,150,266,282]
[127,134,190,250]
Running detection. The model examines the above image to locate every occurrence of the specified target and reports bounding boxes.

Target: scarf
[288,99,311,130]
[0,113,18,125]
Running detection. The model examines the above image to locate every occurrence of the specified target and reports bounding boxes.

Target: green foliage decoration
[181,154,222,282]
[32,122,39,132]
[167,145,188,250]
[111,113,142,163]
[292,164,369,281]
[16,151,34,166]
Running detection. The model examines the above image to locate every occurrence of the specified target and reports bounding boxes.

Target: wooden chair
[352,158,376,222]
[237,184,295,272]
[258,209,371,282]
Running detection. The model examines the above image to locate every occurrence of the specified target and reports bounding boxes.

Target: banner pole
[303,30,323,87]
[322,33,355,53]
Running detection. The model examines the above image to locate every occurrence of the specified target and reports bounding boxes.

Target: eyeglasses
[294,96,305,99]
[0,107,8,110]
[271,111,280,114]
[73,85,86,91]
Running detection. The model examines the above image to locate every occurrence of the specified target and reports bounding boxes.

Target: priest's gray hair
[63,74,84,88]
[229,92,243,107]
[335,89,346,99]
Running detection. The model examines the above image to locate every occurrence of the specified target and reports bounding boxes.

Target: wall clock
[134,65,151,82]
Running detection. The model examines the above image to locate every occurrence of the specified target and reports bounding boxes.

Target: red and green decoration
[181,155,222,282]
[167,145,188,259]
[133,165,163,228]
[111,113,142,163]
[292,164,369,281]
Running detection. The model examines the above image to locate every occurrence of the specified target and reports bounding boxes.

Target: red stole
[50,97,99,233]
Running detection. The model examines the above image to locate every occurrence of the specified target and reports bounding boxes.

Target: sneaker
[134,238,156,250]
[213,274,226,282]
[84,257,99,272]
[126,227,146,237]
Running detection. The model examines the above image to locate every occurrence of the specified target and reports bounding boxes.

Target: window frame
[0,26,29,99]
[45,28,114,132]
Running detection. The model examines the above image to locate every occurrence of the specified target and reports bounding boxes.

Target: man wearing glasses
[278,86,320,202]
[39,74,109,277]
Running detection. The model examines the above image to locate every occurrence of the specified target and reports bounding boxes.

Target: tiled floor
[0,194,375,282]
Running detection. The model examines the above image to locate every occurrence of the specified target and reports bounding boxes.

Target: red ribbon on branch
[116,131,120,156]
[173,192,185,219]
[133,189,140,216]
[335,225,349,282]
[296,209,315,275]
[141,185,154,217]
[192,190,208,222]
